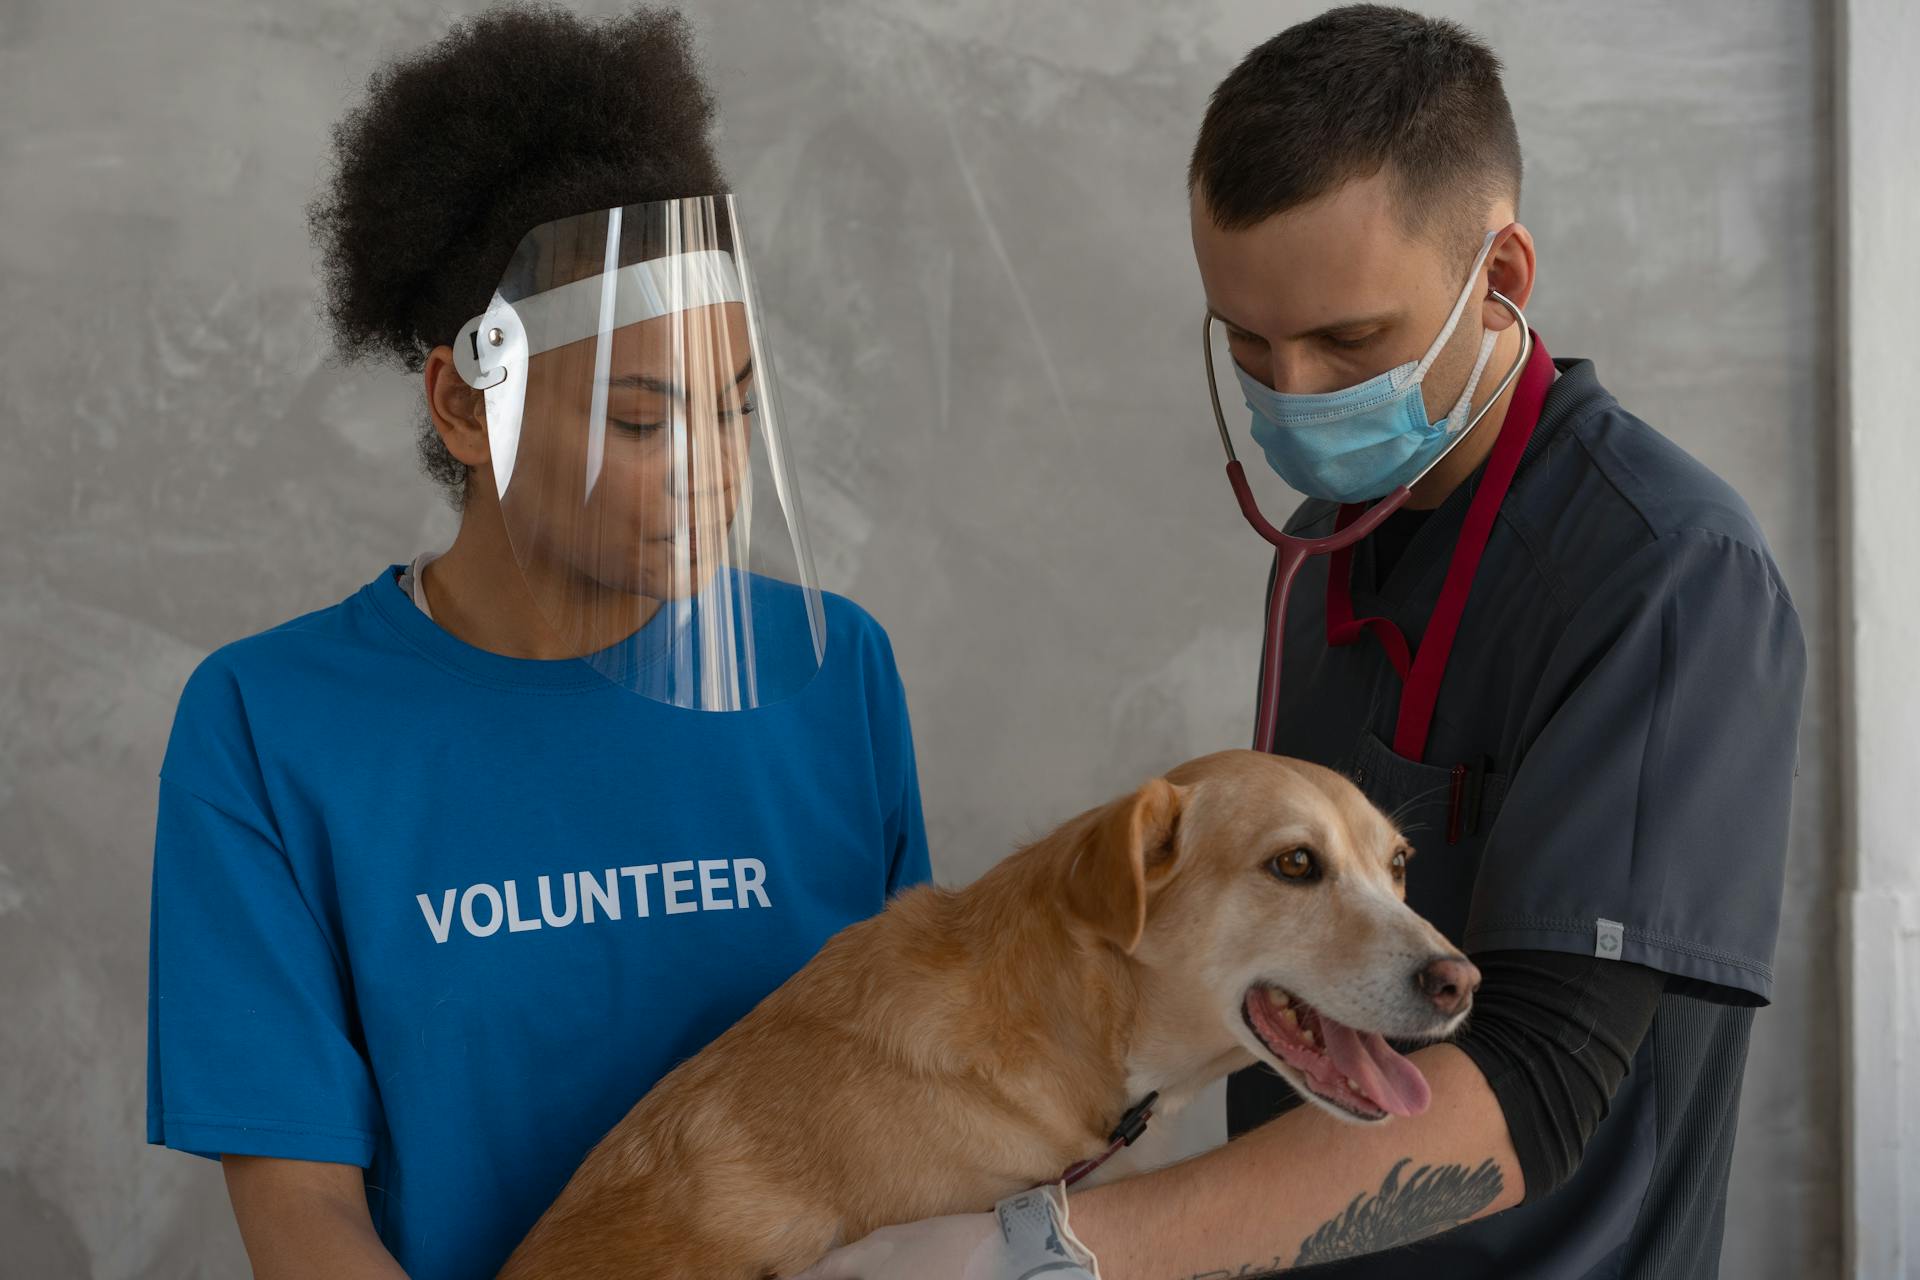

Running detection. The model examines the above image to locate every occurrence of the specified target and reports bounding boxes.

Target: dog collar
[1057,1091,1158,1189]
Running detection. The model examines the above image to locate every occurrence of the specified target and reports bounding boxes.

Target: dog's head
[1061,749,1477,1124]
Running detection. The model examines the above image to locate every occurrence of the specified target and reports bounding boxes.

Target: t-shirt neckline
[362,565,671,693]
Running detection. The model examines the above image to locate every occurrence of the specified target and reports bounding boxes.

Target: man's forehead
[1191,174,1452,334]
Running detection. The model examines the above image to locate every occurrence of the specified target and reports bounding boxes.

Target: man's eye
[610,418,665,436]
[1325,333,1374,351]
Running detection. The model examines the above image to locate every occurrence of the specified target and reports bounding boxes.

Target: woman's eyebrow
[607,357,754,398]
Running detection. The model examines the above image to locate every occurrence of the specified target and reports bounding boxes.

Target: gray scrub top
[1225,355,1806,1279]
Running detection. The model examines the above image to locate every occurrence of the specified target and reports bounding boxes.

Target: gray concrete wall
[0,1,1837,1275]
[1838,0,1920,1272]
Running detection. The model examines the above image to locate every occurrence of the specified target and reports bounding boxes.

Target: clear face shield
[453,196,824,710]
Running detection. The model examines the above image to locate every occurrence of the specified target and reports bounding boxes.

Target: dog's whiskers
[1384,782,1454,831]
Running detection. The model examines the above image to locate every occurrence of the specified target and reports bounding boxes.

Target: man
[803,6,1804,1277]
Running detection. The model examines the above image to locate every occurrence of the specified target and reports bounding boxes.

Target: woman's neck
[420,502,659,661]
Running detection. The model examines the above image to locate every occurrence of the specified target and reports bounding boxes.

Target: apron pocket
[1345,730,1509,942]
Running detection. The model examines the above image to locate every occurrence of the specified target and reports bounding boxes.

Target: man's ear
[1062,777,1185,954]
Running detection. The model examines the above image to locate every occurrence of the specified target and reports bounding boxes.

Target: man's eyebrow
[1290,310,1401,341]
[607,358,754,397]
[1208,305,1263,339]
[1209,307,1404,342]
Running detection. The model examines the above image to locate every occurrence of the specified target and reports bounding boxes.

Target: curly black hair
[308,3,726,505]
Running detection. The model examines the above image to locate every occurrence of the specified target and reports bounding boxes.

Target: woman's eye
[610,418,666,436]
[1268,848,1318,882]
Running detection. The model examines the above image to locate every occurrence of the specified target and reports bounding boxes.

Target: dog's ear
[1062,777,1185,953]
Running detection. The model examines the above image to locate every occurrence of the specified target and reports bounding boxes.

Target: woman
[144,9,930,1277]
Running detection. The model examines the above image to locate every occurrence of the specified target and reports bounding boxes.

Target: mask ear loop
[1428,223,1518,432]
[1440,326,1502,434]
[1411,226,1503,382]
[1408,293,1532,488]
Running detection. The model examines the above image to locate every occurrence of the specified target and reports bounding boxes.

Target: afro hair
[308,3,726,504]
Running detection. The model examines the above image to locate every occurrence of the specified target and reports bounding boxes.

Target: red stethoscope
[1201,295,1549,763]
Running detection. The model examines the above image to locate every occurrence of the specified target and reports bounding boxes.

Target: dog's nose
[1414,955,1480,1016]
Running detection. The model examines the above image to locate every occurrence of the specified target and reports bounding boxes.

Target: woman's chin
[614,554,725,601]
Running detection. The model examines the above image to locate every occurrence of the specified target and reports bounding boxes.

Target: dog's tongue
[1319,1018,1431,1117]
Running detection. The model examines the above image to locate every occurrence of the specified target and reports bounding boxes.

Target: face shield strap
[451,249,744,391]
[451,249,746,501]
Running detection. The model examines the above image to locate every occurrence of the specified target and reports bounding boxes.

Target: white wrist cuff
[994,1181,1101,1279]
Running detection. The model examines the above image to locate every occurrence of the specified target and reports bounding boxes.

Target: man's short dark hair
[308,4,724,506]
[1189,5,1521,253]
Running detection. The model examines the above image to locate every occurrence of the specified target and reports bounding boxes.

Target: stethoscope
[1200,294,1534,754]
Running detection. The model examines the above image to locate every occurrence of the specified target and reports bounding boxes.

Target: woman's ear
[1062,778,1185,954]
[424,345,490,469]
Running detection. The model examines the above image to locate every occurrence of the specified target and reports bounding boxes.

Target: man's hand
[794,1184,1099,1280]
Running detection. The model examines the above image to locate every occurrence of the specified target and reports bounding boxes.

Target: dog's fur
[497,749,1472,1279]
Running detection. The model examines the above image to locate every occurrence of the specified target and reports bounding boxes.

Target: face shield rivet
[486,327,505,347]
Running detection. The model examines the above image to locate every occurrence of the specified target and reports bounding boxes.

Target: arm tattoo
[1165,1158,1503,1277]
[1293,1157,1504,1266]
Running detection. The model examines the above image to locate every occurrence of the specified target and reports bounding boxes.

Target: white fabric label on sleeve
[1595,918,1625,960]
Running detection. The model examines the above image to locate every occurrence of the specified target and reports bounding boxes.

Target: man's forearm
[1071,1045,1522,1278]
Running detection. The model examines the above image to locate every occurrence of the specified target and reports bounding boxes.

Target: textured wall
[0,0,1836,1275]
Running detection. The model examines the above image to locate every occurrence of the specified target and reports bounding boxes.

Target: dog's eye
[1268,848,1318,882]
[1390,850,1408,882]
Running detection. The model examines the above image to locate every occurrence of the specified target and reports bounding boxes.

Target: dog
[496,749,1479,1279]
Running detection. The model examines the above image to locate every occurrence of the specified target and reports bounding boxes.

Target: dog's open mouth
[1241,984,1432,1121]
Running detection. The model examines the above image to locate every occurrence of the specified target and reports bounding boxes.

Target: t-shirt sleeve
[865,620,932,896]
[1463,530,1806,1005]
[885,738,932,897]
[147,665,380,1165]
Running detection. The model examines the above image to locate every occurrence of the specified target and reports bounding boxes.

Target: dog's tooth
[1345,1077,1361,1091]
[1281,1007,1298,1026]
[1273,991,1291,1008]
[1301,1026,1315,1045]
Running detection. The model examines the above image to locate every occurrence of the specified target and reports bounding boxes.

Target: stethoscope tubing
[1201,300,1534,752]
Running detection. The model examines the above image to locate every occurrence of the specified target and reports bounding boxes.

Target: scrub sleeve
[1463,529,1806,1004]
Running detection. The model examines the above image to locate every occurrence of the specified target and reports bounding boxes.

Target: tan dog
[497,749,1479,1279]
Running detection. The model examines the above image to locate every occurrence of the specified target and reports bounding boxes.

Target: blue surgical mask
[1234,231,1501,504]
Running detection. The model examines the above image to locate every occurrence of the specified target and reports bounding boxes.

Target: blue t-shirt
[146,567,931,1278]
